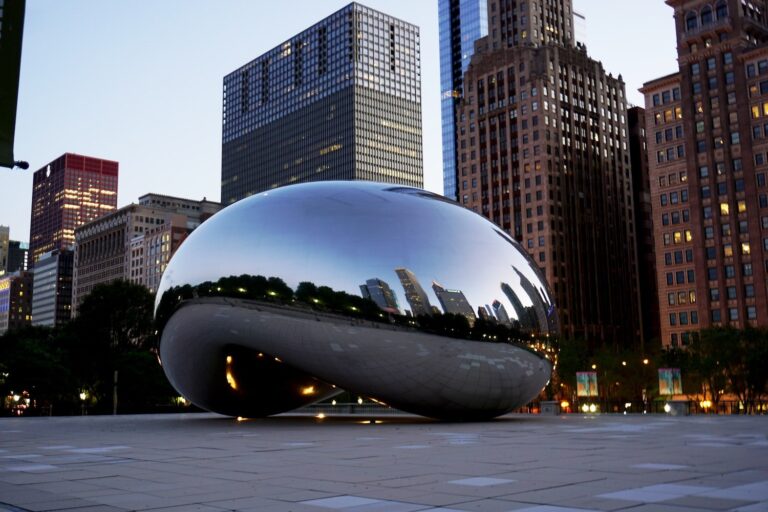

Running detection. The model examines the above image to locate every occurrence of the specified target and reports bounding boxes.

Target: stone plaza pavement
[0,413,766,512]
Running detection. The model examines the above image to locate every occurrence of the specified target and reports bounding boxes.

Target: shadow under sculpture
[155,181,559,420]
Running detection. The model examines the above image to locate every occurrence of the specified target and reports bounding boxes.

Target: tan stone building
[72,195,220,311]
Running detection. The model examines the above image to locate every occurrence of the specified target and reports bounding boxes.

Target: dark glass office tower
[221,3,423,205]
[439,0,487,200]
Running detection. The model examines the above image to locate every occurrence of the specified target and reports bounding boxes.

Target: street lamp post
[79,391,87,415]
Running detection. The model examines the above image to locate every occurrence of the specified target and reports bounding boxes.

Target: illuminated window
[721,203,730,215]
[674,231,683,244]
[690,290,697,303]
[742,242,751,255]
[724,244,733,257]
[738,200,747,213]
[685,230,693,242]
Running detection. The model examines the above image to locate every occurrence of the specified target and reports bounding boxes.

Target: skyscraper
[0,226,8,273]
[642,0,768,347]
[6,241,28,273]
[31,247,73,327]
[439,0,488,200]
[455,0,641,346]
[628,106,660,347]
[29,153,118,266]
[0,270,32,334]
[221,3,423,205]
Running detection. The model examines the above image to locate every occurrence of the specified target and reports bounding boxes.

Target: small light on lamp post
[79,391,88,415]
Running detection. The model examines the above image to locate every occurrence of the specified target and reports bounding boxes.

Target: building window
[748,306,757,320]
[686,11,698,30]
[716,0,728,19]
[712,309,722,322]
[729,308,739,321]
[711,287,720,301]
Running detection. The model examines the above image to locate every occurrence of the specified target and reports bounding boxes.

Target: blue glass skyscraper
[438,0,487,200]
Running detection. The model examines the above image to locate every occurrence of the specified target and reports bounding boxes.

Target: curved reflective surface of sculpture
[155,181,559,420]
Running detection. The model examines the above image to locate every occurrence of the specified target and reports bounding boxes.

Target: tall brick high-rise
[628,106,661,346]
[29,153,118,266]
[642,0,768,348]
[455,0,641,345]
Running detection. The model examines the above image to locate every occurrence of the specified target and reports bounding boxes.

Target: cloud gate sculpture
[155,181,559,420]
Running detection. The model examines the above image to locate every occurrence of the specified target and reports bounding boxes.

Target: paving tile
[301,496,383,508]
[630,463,690,470]
[596,483,715,503]
[702,481,768,501]
[663,495,756,510]
[447,477,515,487]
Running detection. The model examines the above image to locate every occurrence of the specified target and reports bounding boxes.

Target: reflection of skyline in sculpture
[492,300,511,325]
[395,267,433,317]
[359,278,400,314]
[501,282,536,331]
[515,268,554,333]
[432,281,476,326]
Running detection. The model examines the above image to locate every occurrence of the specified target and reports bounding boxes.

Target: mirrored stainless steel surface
[155,181,559,420]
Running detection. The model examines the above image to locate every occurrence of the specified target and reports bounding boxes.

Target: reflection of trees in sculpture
[156,274,556,353]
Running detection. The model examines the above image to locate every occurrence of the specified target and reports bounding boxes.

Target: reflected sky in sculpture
[157,183,556,334]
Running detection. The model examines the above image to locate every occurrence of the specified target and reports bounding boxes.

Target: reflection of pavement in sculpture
[161,298,550,420]
[156,181,558,420]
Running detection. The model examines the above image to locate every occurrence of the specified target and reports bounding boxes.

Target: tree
[717,327,768,414]
[72,280,157,413]
[75,280,155,351]
[0,326,74,413]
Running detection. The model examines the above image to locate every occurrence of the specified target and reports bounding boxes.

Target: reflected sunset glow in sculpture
[155,181,558,420]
